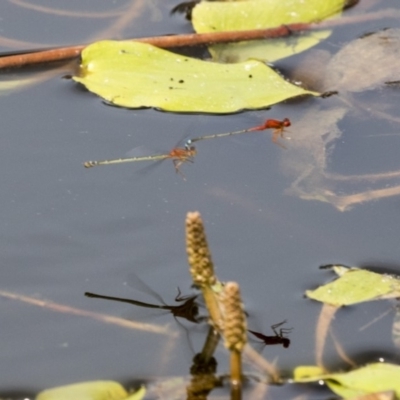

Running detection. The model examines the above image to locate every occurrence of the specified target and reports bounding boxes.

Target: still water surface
[0,0,400,396]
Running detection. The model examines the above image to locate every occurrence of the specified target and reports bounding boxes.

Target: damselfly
[84,145,197,177]
[185,118,291,149]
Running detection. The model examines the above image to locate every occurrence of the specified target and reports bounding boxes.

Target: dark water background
[0,0,400,397]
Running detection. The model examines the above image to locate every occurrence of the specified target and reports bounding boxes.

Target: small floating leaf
[192,0,346,63]
[305,265,400,306]
[73,40,317,113]
[293,363,400,399]
[36,381,145,400]
[293,365,326,379]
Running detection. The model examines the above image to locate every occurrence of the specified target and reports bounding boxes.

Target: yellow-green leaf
[73,40,317,113]
[293,363,400,399]
[293,365,326,380]
[192,0,346,63]
[36,381,145,400]
[305,266,400,306]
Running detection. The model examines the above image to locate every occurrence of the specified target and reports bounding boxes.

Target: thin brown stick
[0,45,84,69]
[0,25,292,69]
[1,8,398,70]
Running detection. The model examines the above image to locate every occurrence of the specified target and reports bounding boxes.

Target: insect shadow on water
[85,279,209,361]
[85,287,201,324]
[248,320,292,350]
[85,273,204,323]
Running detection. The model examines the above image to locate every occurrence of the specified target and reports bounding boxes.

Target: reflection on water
[283,29,400,211]
[85,289,201,323]
[1,0,400,397]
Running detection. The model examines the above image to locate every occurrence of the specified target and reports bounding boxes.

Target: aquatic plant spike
[36,380,145,400]
[222,282,247,353]
[73,41,317,113]
[186,211,225,331]
[305,266,400,306]
[222,282,247,398]
[192,0,346,63]
[293,363,400,398]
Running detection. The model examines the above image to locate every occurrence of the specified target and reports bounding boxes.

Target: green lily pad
[293,363,400,399]
[36,381,145,400]
[305,265,400,306]
[192,0,346,63]
[73,40,317,113]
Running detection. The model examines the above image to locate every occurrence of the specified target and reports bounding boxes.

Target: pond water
[1,0,400,398]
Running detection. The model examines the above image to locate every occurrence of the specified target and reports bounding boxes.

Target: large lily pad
[192,0,346,63]
[73,40,317,113]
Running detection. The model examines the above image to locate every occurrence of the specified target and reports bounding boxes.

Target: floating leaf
[73,40,317,113]
[36,381,145,400]
[293,365,326,379]
[305,265,400,306]
[192,0,346,63]
[293,363,400,399]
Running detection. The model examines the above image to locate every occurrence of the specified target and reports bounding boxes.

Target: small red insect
[168,145,197,176]
[185,117,291,149]
[248,118,291,148]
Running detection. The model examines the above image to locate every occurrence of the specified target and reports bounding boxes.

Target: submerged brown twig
[1,8,398,70]
[0,289,171,335]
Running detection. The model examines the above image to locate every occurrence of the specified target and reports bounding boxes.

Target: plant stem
[230,350,242,400]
